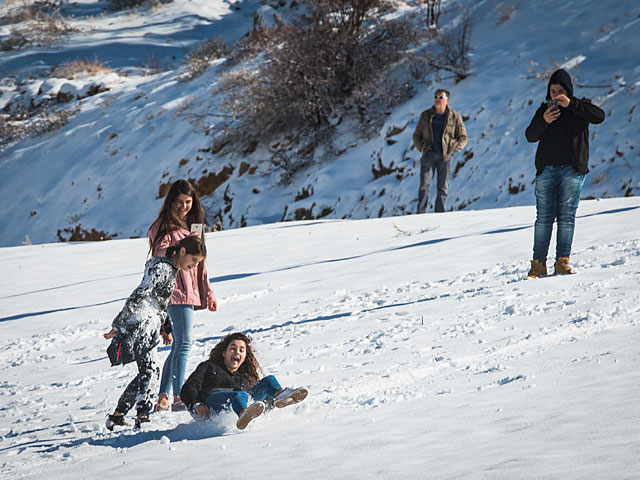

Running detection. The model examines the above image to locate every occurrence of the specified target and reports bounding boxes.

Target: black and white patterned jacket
[111,256,178,358]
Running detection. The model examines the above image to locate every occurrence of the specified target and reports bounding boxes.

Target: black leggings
[116,349,159,415]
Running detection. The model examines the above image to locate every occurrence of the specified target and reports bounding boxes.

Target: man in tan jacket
[412,88,468,213]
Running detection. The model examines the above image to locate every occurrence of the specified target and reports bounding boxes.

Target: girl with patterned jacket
[103,236,207,430]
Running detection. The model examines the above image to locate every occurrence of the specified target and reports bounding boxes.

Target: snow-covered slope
[1,197,639,478]
[0,0,638,247]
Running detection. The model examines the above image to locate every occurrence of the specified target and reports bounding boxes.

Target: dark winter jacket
[180,358,254,408]
[412,106,468,160]
[108,257,177,365]
[525,69,605,175]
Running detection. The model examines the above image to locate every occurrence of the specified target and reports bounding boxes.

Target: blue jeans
[533,165,586,263]
[418,151,452,213]
[159,305,193,398]
[204,375,282,415]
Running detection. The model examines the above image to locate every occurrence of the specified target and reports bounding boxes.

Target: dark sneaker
[236,401,265,430]
[134,412,150,429]
[105,414,127,431]
[527,259,548,278]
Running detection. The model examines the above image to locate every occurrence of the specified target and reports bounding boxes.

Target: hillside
[0,0,639,247]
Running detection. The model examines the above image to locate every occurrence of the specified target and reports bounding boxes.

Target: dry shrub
[423,0,442,28]
[0,103,79,150]
[496,3,515,25]
[107,0,146,10]
[1,0,61,25]
[107,0,173,11]
[57,224,116,242]
[52,57,112,79]
[0,2,76,51]
[140,52,163,75]
[228,13,276,63]
[215,0,419,149]
[427,7,473,82]
[179,36,229,81]
[527,58,563,80]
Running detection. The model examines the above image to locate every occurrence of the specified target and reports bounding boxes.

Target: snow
[0,0,638,246]
[1,196,640,478]
[1,2,639,475]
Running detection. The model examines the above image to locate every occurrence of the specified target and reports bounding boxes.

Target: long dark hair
[148,179,204,255]
[209,332,262,385]
[166,235,207,260]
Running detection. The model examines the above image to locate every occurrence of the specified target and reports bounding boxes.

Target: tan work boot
[527,259,547,278]
[554,257,575,275]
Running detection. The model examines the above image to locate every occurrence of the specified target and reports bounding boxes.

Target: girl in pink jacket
[148,179,218,412]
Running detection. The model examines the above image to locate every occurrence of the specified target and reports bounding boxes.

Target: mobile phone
[190,223,204,236]
[546,99,558,110]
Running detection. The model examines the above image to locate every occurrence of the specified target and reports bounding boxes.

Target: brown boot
[527,259,547,278]
[554,257,575,275]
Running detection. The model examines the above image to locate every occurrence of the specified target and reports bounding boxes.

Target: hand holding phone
[544,99,561,124]
[190,223,204,237]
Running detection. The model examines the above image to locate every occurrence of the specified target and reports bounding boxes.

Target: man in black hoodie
[525,69,605,278]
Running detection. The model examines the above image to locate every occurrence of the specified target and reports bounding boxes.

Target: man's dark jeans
[418,151,451,214]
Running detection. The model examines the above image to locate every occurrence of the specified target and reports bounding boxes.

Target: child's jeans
[203,375,282,415]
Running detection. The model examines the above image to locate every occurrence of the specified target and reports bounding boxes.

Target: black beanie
[547,69,573,99]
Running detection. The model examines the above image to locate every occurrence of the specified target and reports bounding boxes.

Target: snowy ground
[1,197,640,479]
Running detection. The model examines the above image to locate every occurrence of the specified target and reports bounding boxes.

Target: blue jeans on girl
[160,304,193,398]
[533,165,586,262]
[204,375,282,415]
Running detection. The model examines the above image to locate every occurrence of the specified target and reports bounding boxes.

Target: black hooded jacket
[180,357,255,408]
[525,69,605,175]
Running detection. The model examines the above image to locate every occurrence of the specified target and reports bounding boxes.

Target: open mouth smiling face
[223,340,247,372]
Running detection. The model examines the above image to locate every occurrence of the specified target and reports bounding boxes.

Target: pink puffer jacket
[148,219,216,310]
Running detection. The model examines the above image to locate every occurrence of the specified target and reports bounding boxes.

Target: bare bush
[140,52,163,75]
[422,0,442,28]
[496,3,515,25]
[57,224,116,242]
[52,57,112,79]
[0,3,76,51]
[107,0,145,10]
[428,7,473,82]
[1,0,62,25]
[527,58,563,80]
[0,103,79,150]
[179,36,229,81]
[228,13,280,64]
[107,0,173,11]
[214,0,419,149]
